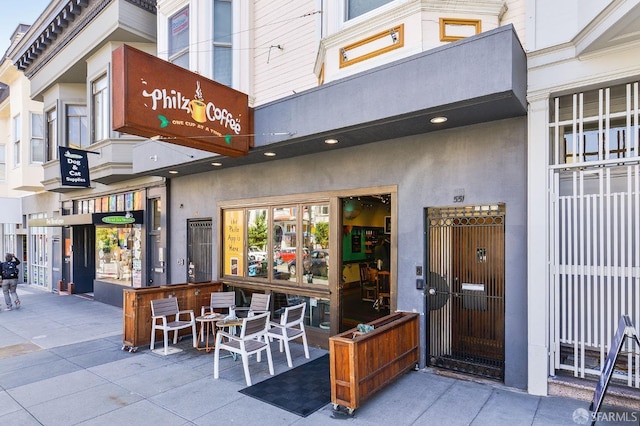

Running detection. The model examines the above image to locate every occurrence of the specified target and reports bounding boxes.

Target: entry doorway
[338,194,392,332]
[426,204,505,380]
[71,225,96,294]
[187,219,212,283]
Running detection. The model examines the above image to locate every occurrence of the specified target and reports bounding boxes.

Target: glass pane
[13,114,21,141]
[562,119,631,164]
[169,7,189,57]
[213,46,232,86]
[67,105,84,116]
[214,0,232,43]
[347,0,391,20]
[171,52,189,69]
[247,208,268,278]
[133,191,143,210]
[290,204,329,285]
[273,206,297,281]
[125,193,134,211]
[67,106,88,148]
[47,109,57,161]
[31,137,44,163]
[272,293,330,330]
[93,80,108,142]
[96,225,136,285]
[222,210,245,277]
[31,113,43,137]
[152,198,161,231]
[116,194,125,211]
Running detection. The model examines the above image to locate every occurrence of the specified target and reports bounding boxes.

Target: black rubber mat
[239,354,330,417]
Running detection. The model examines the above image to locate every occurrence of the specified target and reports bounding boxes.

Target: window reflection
[298,204,329,285]
[247,208,268,278]
[222,202,330,286]
[272,292,330,330]
[273,206,297,280]
[563,121,632,163]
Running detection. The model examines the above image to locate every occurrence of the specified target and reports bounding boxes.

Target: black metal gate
[187,219,212,283]
[426,204,505,380]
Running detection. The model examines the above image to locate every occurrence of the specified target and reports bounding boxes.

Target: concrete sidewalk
[0,284,636,425]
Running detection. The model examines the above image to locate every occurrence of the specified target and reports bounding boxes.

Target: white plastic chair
[213,312,274,386]
[235,292,271,318]
[202,291,236,317]
[267,302,309,367]
[150,297,196,355]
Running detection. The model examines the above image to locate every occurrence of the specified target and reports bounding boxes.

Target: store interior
[339,194,392,331]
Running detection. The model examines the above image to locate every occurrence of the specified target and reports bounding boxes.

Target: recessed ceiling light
[211,162,223,167]
[168,170,179,174]
[264,152,276,157]
[430,116,447,124]
[324,138,338,144]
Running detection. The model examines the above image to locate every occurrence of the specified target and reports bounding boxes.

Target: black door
[72,225,96,293]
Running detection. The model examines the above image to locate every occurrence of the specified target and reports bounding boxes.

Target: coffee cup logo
[190,81,207,123]
[189,99,206,123]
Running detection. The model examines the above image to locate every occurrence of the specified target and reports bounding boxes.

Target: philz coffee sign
[112,44,252,157]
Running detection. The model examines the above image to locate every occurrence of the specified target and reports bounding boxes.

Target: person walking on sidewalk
[2,253,21,311]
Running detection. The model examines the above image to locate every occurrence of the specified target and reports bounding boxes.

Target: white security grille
[549,82,640,388]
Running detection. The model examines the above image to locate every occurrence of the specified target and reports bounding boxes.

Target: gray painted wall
[166,116,527,388]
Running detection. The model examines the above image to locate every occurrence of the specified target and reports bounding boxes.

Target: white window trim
[30,112,44,164]
[91,72,110,143]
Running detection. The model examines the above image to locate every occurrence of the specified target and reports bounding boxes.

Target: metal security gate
[551,166,640,385]
[548,83,640,388]
[187,219,212,283]
[426,204,505,380]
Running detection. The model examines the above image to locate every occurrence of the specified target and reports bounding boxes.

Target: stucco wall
[167,115,527,388]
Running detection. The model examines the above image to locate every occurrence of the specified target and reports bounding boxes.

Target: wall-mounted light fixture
[390,29,398,43]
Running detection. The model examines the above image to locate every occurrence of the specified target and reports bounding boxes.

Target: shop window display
[96,225,142,285]
[222,203,329,285]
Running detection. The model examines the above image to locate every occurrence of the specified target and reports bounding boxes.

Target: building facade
[10,0,167,307]
[527,0,640,396]
[0,24,52,288]
[133,0,529,389]
[9,0,640,400]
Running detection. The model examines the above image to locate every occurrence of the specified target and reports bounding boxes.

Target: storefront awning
[132,25,527,178]
[28,214,93,227]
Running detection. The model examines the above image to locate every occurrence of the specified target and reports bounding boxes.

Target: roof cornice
[11,0,156,76]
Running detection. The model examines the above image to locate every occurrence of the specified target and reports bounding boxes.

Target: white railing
[550,165,640,387]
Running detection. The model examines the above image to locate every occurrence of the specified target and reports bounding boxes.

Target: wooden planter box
[122,281,222,351]
[329,312,419,414]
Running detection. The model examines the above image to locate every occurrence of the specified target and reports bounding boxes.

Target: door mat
[239,354,330,417]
